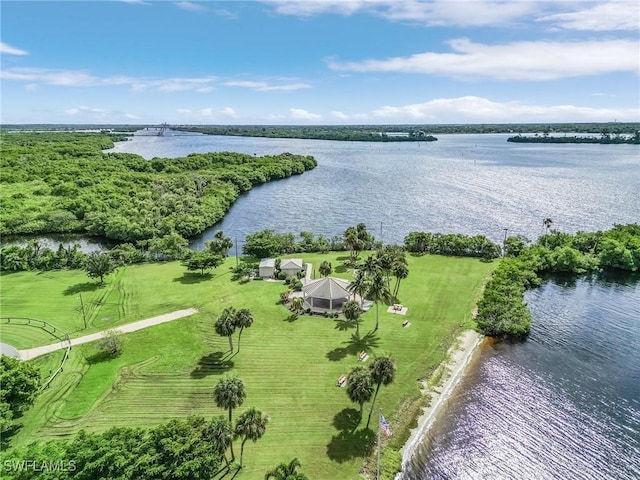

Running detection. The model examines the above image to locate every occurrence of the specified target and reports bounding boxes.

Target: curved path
[18,308,198,361]
[1,342,20,358]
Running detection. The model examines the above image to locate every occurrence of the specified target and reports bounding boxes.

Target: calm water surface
[109,132,639,478]
[404,276,640,480]
[108,131,639,248]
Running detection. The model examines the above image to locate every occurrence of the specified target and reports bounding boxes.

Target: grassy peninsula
[0,253,494,479]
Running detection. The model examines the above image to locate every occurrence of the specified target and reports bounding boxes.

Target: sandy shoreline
[397,329,485,475]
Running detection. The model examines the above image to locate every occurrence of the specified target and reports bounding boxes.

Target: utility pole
[79,294,87,329]
[502,228,509,258]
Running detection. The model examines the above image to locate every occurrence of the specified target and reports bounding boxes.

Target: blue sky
[1,0,639,124]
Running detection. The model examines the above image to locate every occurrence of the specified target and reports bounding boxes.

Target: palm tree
[215,307,236,353]
[360,255,380,277]
[348,269,369,308]
[366,356,396,428]
[342,300,362,340]
[391,262,409,298]
[318,260,332,277]
[264,458,309,480]
[543,217,553,234]
[291,296,304,313]
[205,416,233,469]
[213,376,246,461]
[346,366,374,420]
[234,308,254,353]
[235,407,268,467]
[366,271,392,331]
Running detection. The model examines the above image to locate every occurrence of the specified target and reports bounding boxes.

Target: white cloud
[131,76,217,92]
[121,0,151,5]
[1,67,219,92]
[263,0,538,26]
[290,108,322,120]
[222,80,311,91]
[538,0,640,31]
[177,106,238,120]
[65,105,105,116]
[0,42,28,55]
[264,0,639,31]
[332,110,349,120]
[175,1,208,12]
[221,107,238,118]
[355,96,640,123]
[328,38,640,80]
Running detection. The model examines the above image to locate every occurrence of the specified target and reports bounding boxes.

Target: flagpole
[377,408,382,480]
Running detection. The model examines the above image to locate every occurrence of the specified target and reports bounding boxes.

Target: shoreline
[397,329,485,475]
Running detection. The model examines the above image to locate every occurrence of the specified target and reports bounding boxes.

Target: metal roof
[302,277,351,299]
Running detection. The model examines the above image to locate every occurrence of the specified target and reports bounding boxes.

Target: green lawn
[0,253,495,479]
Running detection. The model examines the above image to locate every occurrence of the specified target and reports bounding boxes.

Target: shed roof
[280,258,303,269]
[302,277,351,300]
[259,258,276,268]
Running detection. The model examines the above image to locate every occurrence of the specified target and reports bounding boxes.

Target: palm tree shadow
[283,314,299,323]
[326,427,375,463]
[333,408,361,433]
[63,281,101,296]
[334,317,356,331]
[326,331,380,361]
[190,351,235,378]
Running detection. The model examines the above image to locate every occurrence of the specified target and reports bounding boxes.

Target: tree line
[177,126,437,142]
[0,132,316,242]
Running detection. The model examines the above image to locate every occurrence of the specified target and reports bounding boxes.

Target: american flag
[380,413,392,437]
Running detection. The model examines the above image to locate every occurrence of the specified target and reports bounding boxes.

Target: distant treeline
[508,132,640,144]
[0,132,316,242]
[176,125,438,142]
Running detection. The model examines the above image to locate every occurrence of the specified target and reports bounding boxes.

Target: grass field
[0,253,495,479]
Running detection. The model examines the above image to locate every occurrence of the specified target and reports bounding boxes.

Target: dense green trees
[404,232,501,259]
[1,416,226,479]
[476,224,640,339]
[0,132,316,242]
[0,355,41,433]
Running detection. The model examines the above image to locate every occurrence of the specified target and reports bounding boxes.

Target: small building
[280,258,304,278]
[302,277,352,313]
[259,258,276,278]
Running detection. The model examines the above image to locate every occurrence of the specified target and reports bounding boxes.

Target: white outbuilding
[259,258,276,278]
[280,258,304,278]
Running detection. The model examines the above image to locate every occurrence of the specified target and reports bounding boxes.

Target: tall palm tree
[348,269,369,308]
[346,366,374,420]
[235,407,268,467]
[366,356,396,428]
[543,217,553,234]
[342,300,362,340]
[360,255,380,277]
[366,271,392,331]
[205,416,233,469]
[391,262,409,298]
[234,308,254,353]
[215,307,236,353]
[264,458,309,480]
[213,376,246,461]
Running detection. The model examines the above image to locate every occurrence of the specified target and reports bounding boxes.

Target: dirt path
[18,308,198,361]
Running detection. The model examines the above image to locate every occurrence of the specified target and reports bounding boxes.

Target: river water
[107,131,638,478]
